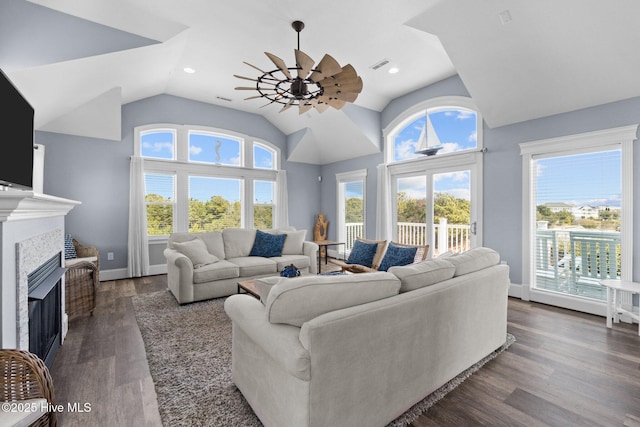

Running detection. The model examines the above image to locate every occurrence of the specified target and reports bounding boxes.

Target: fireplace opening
[28,252,65,368]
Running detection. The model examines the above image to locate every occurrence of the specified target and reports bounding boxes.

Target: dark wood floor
[51,273,640,427]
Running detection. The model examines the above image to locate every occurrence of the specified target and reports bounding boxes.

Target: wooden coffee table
[237,279,259,298]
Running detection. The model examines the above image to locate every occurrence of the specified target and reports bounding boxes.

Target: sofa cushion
[169,231,226,259]
[271,254,311,272]
[198,231,226,259]
[192,260,239,283]
[346,239,379,267]
[172,238,219,268]
[389,258,456,292]
[254,276,282,304]
[65,234,77,259]
[250,230,286,257]
[281,229,307,255]
[223,228,257,258]
[446,247,500,276]
[378,242,418,272]
[265,272,401,327]
[227,256,277,276]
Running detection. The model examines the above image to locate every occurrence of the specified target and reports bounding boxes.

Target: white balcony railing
[344,219,471,256]
[345,222,364,251]
[535,228,620,300]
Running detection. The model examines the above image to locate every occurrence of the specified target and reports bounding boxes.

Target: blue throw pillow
[249,230,287,257]
[378,243,418,272]
[346,240,379,268]
[64,234,77,260]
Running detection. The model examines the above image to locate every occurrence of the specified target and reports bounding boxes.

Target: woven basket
[0,349,56,426]
[65,260,98,318]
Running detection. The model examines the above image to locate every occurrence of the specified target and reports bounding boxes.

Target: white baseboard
[99,264,167,282]
[508,282,522,299]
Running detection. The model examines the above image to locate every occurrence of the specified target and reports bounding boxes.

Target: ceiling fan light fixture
[235,20,363,114]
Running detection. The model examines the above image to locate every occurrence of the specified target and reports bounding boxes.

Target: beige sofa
[224,247,510,427]
[164,227,318,304]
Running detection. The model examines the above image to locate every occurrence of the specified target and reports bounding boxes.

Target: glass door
[433,170,471,255]
[532,149,622,301]
[394,167,476,257]
[396,175,428,247]
[336,170,366,254]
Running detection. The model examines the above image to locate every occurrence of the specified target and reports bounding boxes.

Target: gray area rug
[132,290,515,426]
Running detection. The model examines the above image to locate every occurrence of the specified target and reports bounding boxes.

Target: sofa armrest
[303,241,319,274]
[327,258,377,273]
[224,294,310,380]
[164,248,195,303]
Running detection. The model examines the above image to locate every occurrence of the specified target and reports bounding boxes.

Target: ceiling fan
[234,20,363,114]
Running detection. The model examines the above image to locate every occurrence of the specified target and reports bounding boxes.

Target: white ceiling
[3,0,640,164]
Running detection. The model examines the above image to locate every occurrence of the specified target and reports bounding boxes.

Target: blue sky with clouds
[142,131,274,202]
[394,109,476,201]
[535,149,621,207]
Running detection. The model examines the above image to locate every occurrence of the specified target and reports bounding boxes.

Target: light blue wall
[37,94,321,270]
[323,74,640,285]
[36,77,640,284]
[482,95,640,284]
[319,153,382,242]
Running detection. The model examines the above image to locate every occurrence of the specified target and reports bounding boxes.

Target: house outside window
[135,124,280,238]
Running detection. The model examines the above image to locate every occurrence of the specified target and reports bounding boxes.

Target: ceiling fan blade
[315,102,330,113]
[306,98,330,114]
[318,96,346,110]
[298,102,313,115]
[319,64,359,85]
[243,61,267,74]
[260,100,277,108]
[295,49,315,78]
[265,52,292,79]
[244,95,265,100]
[234,75,278,85]
[280,99,295,113]
[322,76,363,95]
[309,54,342,82]
[234,75,260,83]
[235,86,276,91]
[259,93,284,108]
[330,91,359,103]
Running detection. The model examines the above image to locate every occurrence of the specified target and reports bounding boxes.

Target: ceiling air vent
[370,58,390,71]
[216,96,232,102]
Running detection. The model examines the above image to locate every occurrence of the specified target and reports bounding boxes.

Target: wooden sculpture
[314,213,328,241]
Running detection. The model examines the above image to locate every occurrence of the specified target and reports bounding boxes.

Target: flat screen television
[0,68,34,191]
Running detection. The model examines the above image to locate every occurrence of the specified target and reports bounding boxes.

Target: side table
[313,240,345,274]
[598,279,640,335]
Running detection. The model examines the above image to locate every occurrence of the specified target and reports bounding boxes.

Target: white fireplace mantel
[0,190,80,222]
[0,189,80,350]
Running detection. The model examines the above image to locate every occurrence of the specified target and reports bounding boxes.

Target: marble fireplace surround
[16,228,65,349]
[0,190,79,350]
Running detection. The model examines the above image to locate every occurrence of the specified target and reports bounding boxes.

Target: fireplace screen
[27,253,65,367]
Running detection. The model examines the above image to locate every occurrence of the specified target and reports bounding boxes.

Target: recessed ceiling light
[388,67,399,74]
[183,67,196,74]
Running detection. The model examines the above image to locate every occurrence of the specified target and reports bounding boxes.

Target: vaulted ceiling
[2,0,640,164]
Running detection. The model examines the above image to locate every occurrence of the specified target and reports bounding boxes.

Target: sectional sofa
[164,227,318,304]
[224,247,510,427]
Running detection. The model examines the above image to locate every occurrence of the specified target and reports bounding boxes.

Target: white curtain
[275,170,289,229]
[376,163,393,241]
[127,156,149,277]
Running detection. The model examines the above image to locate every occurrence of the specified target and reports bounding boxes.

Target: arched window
[135,124,281,237]
[381,96,483,256]
[386,96,482,164]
